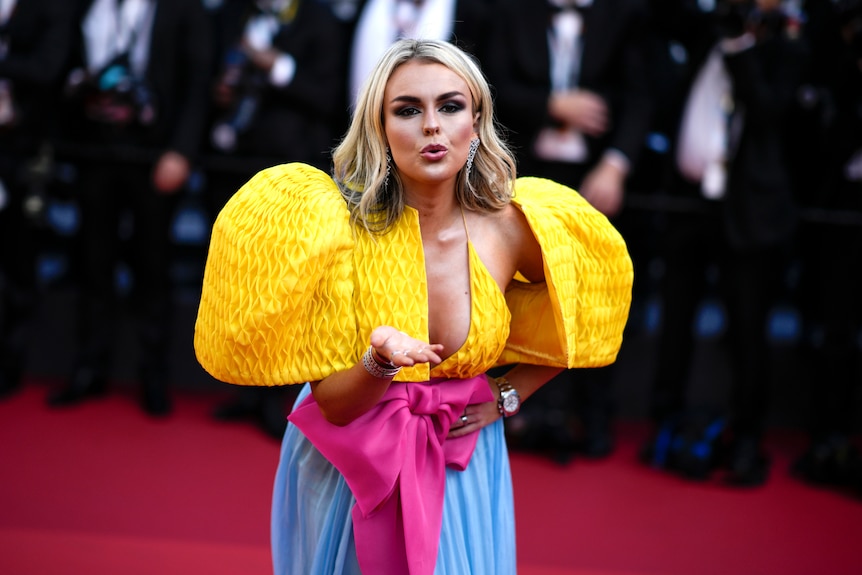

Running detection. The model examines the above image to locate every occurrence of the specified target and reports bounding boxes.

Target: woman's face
[382,60,478,193]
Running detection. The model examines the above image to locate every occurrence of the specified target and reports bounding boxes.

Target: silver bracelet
[362,346,401,379]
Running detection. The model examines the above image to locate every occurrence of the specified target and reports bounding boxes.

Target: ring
[390,350,402,361]
[460,414,468,425]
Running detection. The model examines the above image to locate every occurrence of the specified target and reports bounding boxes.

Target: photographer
[47,0,213,416]
[0,0,76,398]
[640,0,809,485]
[204,0,347,438]
[207,0,346,169]
[792,0,862,496]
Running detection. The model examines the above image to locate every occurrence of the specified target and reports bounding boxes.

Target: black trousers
[72,159,178,380]
[649,198,788,439]
[797,214,862,439]
[0,155,40,373]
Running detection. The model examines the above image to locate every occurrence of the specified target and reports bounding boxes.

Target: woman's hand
[448,399,500,439]
[370,326,444,367]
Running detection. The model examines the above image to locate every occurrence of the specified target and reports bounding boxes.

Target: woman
[194,39,633,575]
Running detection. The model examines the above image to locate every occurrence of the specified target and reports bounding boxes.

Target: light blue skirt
[271,383,516,574]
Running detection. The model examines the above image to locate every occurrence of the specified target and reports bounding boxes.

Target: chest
[421,233,471,357]
[351,208,510,379]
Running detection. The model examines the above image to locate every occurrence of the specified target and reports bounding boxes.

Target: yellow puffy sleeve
[498,177,634,368]
[193,163,357,385]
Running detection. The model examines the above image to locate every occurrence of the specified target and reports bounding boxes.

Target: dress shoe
[639,417,680,469]
[723,436,770,487]
[47,369,107,407]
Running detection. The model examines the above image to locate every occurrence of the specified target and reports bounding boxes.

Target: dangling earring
[384,148,392,189]
[466,138,480,178]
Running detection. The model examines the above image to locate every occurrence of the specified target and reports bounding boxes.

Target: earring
[384,148,392,190]
[466,138,480,178]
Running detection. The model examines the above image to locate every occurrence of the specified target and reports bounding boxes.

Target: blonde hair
[332,39,517,234]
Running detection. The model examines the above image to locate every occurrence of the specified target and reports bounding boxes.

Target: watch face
[502,393,519,413]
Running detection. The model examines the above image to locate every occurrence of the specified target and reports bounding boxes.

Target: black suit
[483,0,653,460]
[0,0,77,394]
[203,0,348,436]
[63,0,214,158]
[208,0,347,173]
[50,0,214,413]
[793,0,862,450]
[348,0,493,59]
[344,0,494,116]
[486,0,652,181]
[647,3,807,452]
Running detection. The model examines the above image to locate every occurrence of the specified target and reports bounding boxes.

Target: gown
[193,162,634,575]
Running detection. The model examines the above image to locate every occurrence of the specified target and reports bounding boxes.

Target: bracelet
[362,346,401,379]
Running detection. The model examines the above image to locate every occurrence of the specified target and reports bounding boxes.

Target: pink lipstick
[420,144,448,161]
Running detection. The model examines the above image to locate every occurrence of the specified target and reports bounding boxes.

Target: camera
[210,46,266,153]
[65,53,158,128]
[713,0,798,40]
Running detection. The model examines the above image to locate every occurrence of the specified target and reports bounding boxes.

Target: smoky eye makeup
[439,100,466,114]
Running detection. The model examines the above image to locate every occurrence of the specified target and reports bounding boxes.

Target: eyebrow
[389,91,467,105]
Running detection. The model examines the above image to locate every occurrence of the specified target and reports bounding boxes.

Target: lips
[420,144,448,160]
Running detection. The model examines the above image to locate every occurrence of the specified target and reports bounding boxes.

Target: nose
[423,110,440,135]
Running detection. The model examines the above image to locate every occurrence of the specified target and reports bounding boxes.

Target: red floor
[1,379,861,575]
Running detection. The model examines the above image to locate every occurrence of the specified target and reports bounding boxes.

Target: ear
[473,112,481,135]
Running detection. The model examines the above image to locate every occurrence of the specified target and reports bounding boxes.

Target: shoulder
[465,202,542,285]
[466,200,530,243]
[511,175,601,217]
[227,162,345,214]
[213,162,351,253]
[195,163,357,386]
[510,175,630,271]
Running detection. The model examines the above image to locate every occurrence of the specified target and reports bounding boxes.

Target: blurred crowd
[0,0,860,495]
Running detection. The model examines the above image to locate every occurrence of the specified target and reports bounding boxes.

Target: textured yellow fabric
[194,164,356,385]
[194,163,633,386]
[503,176,634,368]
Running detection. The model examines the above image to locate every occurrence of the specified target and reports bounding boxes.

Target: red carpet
[1,379,861,575]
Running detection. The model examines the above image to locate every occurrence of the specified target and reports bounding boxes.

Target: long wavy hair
[332,39,517,234]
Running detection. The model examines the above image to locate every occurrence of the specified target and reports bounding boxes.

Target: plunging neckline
[427,207,508,372]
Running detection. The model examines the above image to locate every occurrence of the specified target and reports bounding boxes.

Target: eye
[440,101,465,114]
[394,106,420,117]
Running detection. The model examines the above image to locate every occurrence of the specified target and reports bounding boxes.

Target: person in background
[639,0,808,486]
[204,0,348,439]
[791,0,862,496]
[194,39,632,575]
[484,0,653,463]
[46,0,213,416]
[346,0,493,109]
[0,0,76,399]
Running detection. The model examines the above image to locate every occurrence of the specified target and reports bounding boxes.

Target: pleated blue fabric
[271,383,516,575]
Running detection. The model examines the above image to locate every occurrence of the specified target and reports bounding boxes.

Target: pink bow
[288,375,494,575]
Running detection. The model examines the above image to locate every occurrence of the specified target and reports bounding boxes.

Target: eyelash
[394,102,465,117]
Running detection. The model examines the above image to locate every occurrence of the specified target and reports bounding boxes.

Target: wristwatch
[494,377,520,418]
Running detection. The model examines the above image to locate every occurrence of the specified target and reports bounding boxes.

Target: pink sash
[288,375,494,575]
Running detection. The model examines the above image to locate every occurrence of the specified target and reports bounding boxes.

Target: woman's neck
[406,188,463,238]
